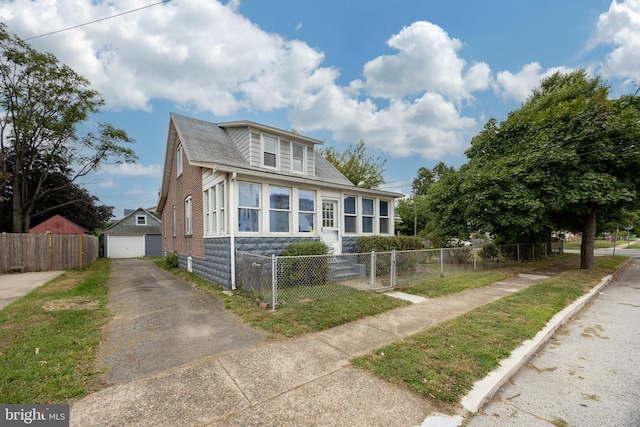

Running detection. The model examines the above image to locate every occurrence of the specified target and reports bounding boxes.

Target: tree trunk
[580,207,598,269]
[11,168,23,232]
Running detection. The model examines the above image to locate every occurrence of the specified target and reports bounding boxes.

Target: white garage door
[108,235,145,258]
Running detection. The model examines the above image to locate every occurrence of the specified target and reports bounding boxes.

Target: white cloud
[594,0,640,81]
[496,63,573,103]
[102,163,162,177]
[357,21,491,101]
[0,1,491,162]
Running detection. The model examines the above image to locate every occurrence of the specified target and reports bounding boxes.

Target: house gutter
[229,172,237,290]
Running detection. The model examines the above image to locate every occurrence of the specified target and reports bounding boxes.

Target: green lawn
[0,253,625,405]
[352,255,626,405]
[0,259,111,404]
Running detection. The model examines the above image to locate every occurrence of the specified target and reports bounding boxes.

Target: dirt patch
[42,297,99,311]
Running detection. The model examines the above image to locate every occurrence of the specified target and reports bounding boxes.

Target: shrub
[356,235,424,252]
[280,241,329,287]
[164,251,179,269]
[281,241,329,256]
[478,243,500,261]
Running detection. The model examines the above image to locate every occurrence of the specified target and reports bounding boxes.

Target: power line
[25,0,171,41]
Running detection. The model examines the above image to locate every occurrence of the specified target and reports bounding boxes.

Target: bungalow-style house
[29,214,87,234]
[157,113,403,290]
[104,207,162,258]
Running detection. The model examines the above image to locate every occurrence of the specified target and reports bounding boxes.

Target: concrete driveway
[97,258,266,383]
[0,271,63,309]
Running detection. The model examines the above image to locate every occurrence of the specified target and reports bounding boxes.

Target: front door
[321,200,341,254]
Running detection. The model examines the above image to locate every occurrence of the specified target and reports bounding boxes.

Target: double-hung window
[270,186,290,233]
[238,182,260,232]
[291,143,305,173]
[136,215,147,226]
[362,198,374,233]
[298,190,315,232]
[379,200,390,234]
[263,135,278,168]
[344,195,357,233]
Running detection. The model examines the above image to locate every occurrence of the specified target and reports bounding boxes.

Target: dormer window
[292,142,305,173]
[136,215,147,226]
[262,135,278,168]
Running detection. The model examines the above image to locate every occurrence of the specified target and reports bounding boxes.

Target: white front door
[321,200,341,254]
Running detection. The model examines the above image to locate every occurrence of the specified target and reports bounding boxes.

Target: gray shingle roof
[170,112,354,186]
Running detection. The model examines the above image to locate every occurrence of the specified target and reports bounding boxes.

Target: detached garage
[104,208,162,258]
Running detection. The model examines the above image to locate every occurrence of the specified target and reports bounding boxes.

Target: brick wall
[161,137,205,258]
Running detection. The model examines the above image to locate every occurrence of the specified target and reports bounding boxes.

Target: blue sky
[2,0,639,218]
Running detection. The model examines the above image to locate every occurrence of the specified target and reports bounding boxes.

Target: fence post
[370,251,376,289]
[440,248,444,276]
[47,232,52,271]
[474,248,477,271]
[517,244,520,263]
[391,249,396,287]
[271,254,277,311]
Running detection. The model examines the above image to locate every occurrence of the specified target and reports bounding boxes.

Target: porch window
[344,195,356,233]
[379,200,390,234]
[239,182,260,232]
[263,135,278,168]
[298,189,315,232]
[204,190,210,235]
[219,182,226,233]
[270,186,290,233]
[362,198,374,233]
[185,196,192,235]
[292,143,305,173]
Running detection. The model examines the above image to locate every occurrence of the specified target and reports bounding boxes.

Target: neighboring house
[104,207,162,258]
[29,214,87,234]
[157,113,403,290]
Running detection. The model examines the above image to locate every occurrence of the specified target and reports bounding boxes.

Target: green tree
[412,162,455,196]
[396,162,456,239]
[1,149,113,232]
[318,139,386,189]
[460,70,640,269]
[0,24,137,232]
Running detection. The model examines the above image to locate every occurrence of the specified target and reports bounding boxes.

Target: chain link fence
[236,241,564,310]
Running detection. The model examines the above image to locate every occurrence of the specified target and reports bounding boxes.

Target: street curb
[460,259,631,415]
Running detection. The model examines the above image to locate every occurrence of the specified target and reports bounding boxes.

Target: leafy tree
[0,24,137,232]
[396,162,456,239]
[0,149,113,232]
[459,70,640,269]
[318,139,386,189]
[412,162,455,196]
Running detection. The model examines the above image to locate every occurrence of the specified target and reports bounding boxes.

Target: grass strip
[0,258,111,404]
[152,258,410,338]
[351,255,627,404]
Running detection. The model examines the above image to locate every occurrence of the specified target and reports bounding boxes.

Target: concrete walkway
[70,259,595,426]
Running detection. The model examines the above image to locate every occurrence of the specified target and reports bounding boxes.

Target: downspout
[230,172,237,290]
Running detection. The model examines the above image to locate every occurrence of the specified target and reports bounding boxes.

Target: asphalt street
[464,258,640,427]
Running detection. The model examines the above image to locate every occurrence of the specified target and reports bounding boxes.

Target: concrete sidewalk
[70,258,604,427]
[0,271,63,309]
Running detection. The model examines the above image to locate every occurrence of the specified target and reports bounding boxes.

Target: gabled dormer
[219,121,320,177]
